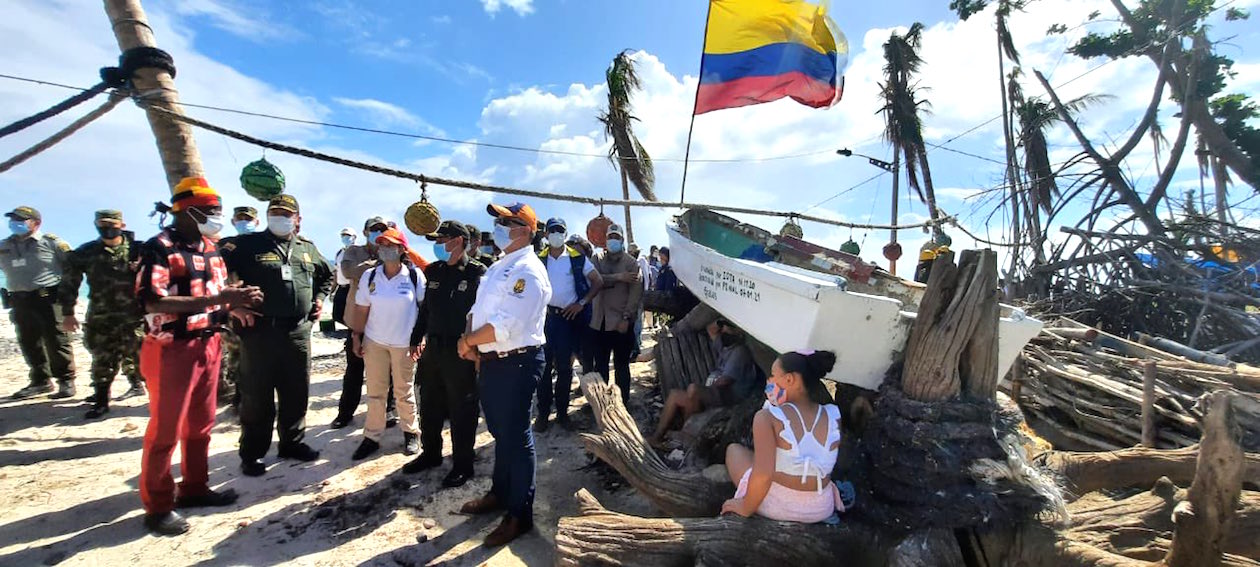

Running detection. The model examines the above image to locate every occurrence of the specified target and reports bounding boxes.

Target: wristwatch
[578,298,588,307]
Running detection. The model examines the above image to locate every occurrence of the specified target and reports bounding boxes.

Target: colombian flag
[696,0,847,115]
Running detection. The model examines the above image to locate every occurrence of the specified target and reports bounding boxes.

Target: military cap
[94,209,123,222]
[364,215,388,232]
[5,206,40,221]
[425,220,470,241]
[233,206,259,220]
[267,194,299,214]
[464,223,481,240]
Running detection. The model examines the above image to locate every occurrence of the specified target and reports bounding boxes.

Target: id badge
[280,265,293,281]
[11,259,26,268]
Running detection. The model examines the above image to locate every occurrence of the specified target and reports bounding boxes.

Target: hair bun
[807,351,837,376]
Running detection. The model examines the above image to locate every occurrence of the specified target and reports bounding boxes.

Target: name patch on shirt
[457,281,468,292]
[255,252,281,262]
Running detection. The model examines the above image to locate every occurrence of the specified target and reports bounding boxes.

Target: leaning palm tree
[879,23,942,238]
[599,50,656,242]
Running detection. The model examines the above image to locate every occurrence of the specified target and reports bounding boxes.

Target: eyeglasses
[495,218,527,228]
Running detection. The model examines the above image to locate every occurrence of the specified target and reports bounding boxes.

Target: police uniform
[58,209,144,415]
[1,206,77,398]
[462,203,550,535]
[464,223,497,267]
[216,206,259,406]
[220,194,333,467]
[403,221,486,484]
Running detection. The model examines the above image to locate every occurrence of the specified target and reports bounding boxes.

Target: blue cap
[546,217,567,231]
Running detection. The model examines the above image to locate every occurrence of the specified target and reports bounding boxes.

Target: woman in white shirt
[350,227,425,460]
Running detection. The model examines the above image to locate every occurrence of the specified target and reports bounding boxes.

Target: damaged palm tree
[599,50,656,242]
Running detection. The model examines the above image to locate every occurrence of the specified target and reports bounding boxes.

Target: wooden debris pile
[1011,318,1260,451]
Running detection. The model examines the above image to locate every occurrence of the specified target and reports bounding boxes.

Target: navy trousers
[538,310,585,419]
[479,347,543,524]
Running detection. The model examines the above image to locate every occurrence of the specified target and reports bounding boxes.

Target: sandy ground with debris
[0,313,663,566]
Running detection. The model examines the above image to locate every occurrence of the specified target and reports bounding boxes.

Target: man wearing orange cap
[455,202,551,546]
[219,194,333,477]
[134,177,262,535]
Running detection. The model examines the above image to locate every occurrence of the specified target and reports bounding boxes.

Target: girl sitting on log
[722,350,846,523]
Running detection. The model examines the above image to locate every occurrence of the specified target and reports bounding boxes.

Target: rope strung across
[0,47,173,141]
[141,102,954,231]
[0,47,177,174]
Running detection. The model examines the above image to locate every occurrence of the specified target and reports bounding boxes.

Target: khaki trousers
[362,338,419,441]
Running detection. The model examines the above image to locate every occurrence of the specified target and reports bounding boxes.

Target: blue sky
[1,0,1257,274]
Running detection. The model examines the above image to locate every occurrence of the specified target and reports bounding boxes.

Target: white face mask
[547,233,565,249]
[267,215,295,237]
[189,208,223,236]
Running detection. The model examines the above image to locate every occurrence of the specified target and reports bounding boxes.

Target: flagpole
[679,0,713,206]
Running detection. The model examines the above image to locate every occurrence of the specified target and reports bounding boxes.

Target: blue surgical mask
[492,224,514,249]
[480,246,493,255]
[341,235,355,247]
[9,220,31,236]
[233,220,254,234]
[368,230,383,244]
[607,239,624,254]
[765,382,788,406]
[432,241,452,262]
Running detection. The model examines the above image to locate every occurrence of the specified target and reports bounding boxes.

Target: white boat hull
[668,225,1042,390]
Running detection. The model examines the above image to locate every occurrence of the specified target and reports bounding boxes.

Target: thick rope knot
[100,46,177,88]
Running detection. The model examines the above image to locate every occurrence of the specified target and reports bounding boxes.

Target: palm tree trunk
[103,0,205,189]
[997,37,1023,279]
[918,148,943,240]
[1212,156,1228,233]
[621,166,634,243]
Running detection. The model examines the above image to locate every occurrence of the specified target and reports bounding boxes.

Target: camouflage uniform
[58,210,144,411]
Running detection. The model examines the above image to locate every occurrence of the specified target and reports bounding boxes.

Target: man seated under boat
[649,318,759,448]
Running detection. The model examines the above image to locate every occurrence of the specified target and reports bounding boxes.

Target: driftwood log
[576,372,728,516]
[1036,444,1260,496]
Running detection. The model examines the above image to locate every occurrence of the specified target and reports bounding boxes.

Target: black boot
[85,385,110,419]
[49,380,76,400]
[116,381,146,400]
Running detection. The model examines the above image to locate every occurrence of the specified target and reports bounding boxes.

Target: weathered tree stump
[1036,444,1260,496]
[576,372,729,516]
[554,489,892,567]
[1165,391,1247,567]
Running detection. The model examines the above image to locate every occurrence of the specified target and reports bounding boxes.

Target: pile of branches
[855,374,1058,531]
[1013,319,1260,452]
[1024,217,1260,364]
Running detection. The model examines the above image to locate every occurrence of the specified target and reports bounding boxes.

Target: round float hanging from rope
[883,242,903,262]
[840,239,861,256]
[240,157,286,201]
[404,180,441,236]
[779,217,804,239]
[586,212,613,249]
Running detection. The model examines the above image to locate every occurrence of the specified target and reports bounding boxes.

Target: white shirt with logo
[542,247,595,308]
[471,246,551,353]
[354,264,425,348]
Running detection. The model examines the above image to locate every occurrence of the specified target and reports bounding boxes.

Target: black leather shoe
[49,381,76,399]
[352,438,380,461]
[401,452,443,474]
[144,511,190,535]
[84,403,109,419]
[277,443,320,462]
[441,469,473,488]
[12,383,54,399]
[240,459,266,477]
[403,433,419,456]
[532,414,550,433]
[329,417,351,429]
[556,416,576,431]
[116,384,146,400]
[176,488,239,509]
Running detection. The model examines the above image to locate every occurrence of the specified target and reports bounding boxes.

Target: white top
[765,402,841,493]
[542,246,596,308]
[354,264,426,348]
[334,248,351,286]
[471,246,551,352]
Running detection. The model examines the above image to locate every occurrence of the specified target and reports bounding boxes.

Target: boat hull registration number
[698,264,761,303]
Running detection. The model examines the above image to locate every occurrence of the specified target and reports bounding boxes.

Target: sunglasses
[495,218,527,228]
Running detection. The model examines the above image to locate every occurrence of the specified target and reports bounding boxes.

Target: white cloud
[481,0,535,17]
[332,97,442,136]
[171,0,300,42]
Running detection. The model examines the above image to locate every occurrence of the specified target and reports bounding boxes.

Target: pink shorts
[734,469,844,523]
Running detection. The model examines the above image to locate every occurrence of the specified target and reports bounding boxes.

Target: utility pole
[889,153,900,276]
[103,0,204,189]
